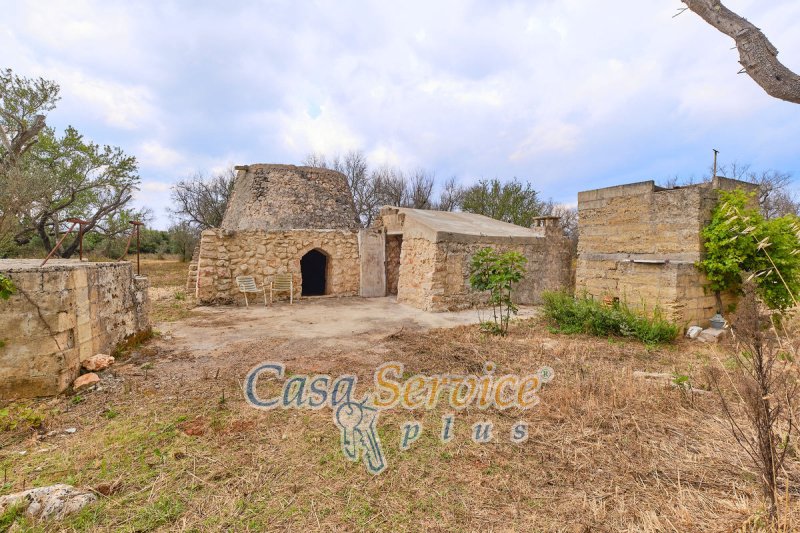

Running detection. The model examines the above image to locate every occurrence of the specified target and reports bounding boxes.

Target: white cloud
[267,102,364,159]
[2,0,799,228]
[140,181,172,193]
[510,121,581,161]
[137,141,184,170]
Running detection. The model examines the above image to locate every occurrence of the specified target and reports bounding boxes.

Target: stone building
[575,176,757,326]
[0,260,150,399]
[194,164,363,303]
[192,163,572,310]
[376,207,571,311]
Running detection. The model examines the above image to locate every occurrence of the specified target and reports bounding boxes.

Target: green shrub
[469,247,527,336]
[541,291,679,345]
[698,189,800,311]
[0,404,46,431]
[0,274,15,300]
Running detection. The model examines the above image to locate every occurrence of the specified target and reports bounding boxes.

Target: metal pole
[136,224,140,275]
[713,149,719,179]
[40,222,78,267]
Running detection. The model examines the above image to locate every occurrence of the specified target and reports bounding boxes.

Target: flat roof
[387,207,545,243]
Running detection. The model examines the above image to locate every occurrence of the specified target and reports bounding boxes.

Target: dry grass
[141,259,198,323]
[2,315,799,531]
[140,258,191,289]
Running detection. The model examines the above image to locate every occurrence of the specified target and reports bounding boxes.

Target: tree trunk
[682,0,800,104]
[714,290,723,314]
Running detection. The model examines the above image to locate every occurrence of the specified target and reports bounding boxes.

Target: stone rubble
[72,372,100,390]
[0,484,96,521]
[81,354,115,372]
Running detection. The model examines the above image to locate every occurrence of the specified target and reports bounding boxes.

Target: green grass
[0,502,26,530]
[541,291,679,345]
[0,403,47,432]
[127,495,185,532]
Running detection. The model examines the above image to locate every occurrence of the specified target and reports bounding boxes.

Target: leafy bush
[541,291,679,345]
[469,247,527,335]
[0,273,14,300]
[699,189,800,311]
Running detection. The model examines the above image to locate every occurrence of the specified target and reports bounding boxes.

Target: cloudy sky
[3,0,799,229]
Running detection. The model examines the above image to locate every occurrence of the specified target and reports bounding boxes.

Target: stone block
[697,328,727,343]
[73,372,100,390]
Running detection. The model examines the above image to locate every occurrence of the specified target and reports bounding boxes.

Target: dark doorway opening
[385,235,403,296]
[301,249,328,296]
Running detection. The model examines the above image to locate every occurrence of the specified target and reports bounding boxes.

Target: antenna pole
[713,149,719,179]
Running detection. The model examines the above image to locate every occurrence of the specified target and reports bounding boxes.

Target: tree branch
[682,0,800,104]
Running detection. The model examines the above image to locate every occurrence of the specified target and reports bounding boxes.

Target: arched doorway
[301,249,328,296]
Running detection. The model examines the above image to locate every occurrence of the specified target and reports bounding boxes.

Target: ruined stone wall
[577,181,718,261]
[576,179,752,326]
[0,260,149,399]
[396,237,438,310]
[196,229,360,304]
[221,164,359,231]
[397,230,572,312]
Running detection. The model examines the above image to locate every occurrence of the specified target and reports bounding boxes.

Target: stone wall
[575,177,754,326]
[397,227,572,312]
[196,229,360,304]
[221,164,359,231]
[0,260,149,399]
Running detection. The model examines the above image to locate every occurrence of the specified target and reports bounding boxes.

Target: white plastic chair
[235,276,267,307]
[270,273,294,304]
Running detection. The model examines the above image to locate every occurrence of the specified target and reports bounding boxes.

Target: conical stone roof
[221,164,359,230]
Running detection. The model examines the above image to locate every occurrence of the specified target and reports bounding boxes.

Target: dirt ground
[153,297,538,376]
[2,261,799,532]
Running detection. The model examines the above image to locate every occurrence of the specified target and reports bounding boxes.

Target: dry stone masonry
[221,164,360,231]
[193,164,573,311]
[196,229,360,303]
[0,260,149,399]
[575,176,757,326]
[376,207,572,311]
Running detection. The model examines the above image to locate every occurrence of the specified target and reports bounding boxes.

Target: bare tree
[719,163,798,219]
[437,176,466,212]
[372,165,408,208]
[330,151,376,227]
[549,204,579,245]
[660,162,798,219]
[170,168,236,229]
[301,152,328,168]
[407,169,435,209]
[300,151,451,221]
[681,1,800,104]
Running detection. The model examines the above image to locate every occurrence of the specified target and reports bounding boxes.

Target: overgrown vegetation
[0,273,14,299]
[699,188,800,312]
[468,248,527,335]
[541,291,679,345]
[707,283,798,524]
[0,403,46,431]
[1,316,793,530]
[0,502,25,531]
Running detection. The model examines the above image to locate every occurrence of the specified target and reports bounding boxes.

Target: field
[139,258,198,323]
[1,259,798,531]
